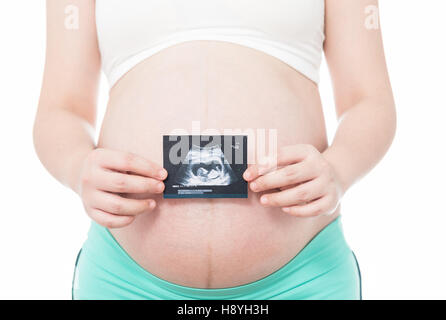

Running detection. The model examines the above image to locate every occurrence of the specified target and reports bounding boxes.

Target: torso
[98,41,339,288]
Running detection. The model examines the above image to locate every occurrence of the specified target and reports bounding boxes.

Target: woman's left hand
[243,144,344,217]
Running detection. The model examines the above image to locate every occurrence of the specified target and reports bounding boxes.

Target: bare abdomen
[97,41,338,288]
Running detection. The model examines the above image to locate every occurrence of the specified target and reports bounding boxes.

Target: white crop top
[95,0,325,87]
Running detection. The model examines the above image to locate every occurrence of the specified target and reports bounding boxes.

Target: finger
[88,208,135,229]
[93,169,165,194]
[281,195,335,217]
[97,149,167,180]
[90,190,156,216]
[244,145,317,181]
[250,161,317,192]
[260,177,327,207]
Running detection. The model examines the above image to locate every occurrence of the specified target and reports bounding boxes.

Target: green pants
[72,216,361,300]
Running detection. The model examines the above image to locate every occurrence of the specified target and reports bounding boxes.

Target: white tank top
[95,0,325,87]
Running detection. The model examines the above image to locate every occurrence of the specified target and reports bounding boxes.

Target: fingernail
[157,182,165,192]
[149,200,156,209]
[260,196,268,205]
[250,182,257,191]
[158,169,167,179]
[282,208,290,213]
[244,171,251,180]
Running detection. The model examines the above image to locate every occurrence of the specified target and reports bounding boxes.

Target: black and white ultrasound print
[163,135,248,199]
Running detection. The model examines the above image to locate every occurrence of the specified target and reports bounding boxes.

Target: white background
[0,1,445,300]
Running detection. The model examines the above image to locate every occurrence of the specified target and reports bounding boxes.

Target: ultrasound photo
[163,135,248,198]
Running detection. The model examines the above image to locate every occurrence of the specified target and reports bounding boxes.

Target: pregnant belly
[97,41,337,288]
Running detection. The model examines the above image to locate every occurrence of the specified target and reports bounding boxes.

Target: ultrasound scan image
[163,135,248,199]
[174,144,238,186]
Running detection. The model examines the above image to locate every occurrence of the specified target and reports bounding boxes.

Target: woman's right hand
[77,148,167,228]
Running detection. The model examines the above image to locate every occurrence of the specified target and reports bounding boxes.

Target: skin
[34,0,395,288]
[248,0,396,218]
[77,149,167,228]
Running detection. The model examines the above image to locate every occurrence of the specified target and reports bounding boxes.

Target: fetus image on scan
[174,144,238,186]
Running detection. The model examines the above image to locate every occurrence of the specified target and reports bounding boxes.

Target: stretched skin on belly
[98,41,336,288]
